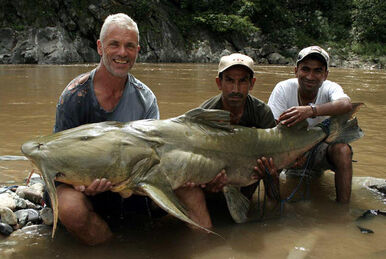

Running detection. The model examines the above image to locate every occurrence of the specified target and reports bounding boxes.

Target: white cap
[296,46,329,69]
[218,53,254,76]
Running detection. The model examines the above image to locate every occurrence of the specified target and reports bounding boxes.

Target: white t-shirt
[268,78,350,127]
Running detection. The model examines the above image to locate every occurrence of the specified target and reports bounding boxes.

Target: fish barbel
[21,104,363,237]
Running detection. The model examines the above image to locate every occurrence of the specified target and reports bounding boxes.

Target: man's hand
[204,169,228,192]
[254,157,278,180]
[292,154,307,169]
[255,157,280,200]
[181,170,228,193]
[74,178,112,196]
[278,106,313,127]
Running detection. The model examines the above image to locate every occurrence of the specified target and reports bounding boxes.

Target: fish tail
[324,103,364,143]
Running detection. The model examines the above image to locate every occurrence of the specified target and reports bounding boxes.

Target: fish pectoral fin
[223,185,250,223]
[138,181,220,236]
[111,179,133,198]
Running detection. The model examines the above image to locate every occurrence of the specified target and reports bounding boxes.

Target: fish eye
[80,136,93,141]
[55,172,65,178]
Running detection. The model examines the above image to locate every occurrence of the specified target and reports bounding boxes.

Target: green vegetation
[172,0,385,58]
[0,0,384,60]
[351,0,386,57]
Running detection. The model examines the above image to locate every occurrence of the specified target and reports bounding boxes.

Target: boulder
[15,209,40,227]
[16,186,43,204]
[0,193,16,210]
[0,207,17,225]
[40,207,53,225]
[0,222,13,236]
[267,52,289,65]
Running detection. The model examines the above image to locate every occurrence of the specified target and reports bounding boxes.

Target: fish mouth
[21,141,38,156]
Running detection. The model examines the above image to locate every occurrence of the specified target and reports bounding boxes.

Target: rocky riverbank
[0,175,53,237]
[0,1,384,69]
[1,25,384,70]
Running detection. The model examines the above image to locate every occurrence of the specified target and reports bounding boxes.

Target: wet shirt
[268,78,350,127]
[54,68,159,132]
[200,94,276,128]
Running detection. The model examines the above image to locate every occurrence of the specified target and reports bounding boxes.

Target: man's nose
[306,71,317,80]
[117,45,127,55]
[231,81,241,92]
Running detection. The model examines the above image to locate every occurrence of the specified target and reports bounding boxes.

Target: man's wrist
[309,104,317,118]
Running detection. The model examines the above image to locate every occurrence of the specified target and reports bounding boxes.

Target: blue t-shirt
[54,69,159,132]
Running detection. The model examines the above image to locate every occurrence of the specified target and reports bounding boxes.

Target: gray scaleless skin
[21,105,363,238]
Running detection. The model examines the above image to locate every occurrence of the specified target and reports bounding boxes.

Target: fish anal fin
[223,185,250,223]
[138,181,221,237]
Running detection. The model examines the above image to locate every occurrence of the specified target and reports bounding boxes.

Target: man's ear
[216,77,222,90]
[294,66,298,77]
[250,78,256,90]
[97,40,103,56]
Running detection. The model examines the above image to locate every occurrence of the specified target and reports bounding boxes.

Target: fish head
[21,122,128,238]
[21,122,128,184]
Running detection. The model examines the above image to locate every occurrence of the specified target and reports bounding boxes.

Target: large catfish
[21,104,363,237]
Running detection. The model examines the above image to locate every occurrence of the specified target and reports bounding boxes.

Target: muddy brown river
[0,64,385,258]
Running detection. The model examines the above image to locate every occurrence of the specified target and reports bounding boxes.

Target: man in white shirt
[268,46,353,203]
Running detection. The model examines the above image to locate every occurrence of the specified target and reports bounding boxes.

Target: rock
[219,49,232,59]
[15,209,40,227]
[191,40,212,63]
[260,44,276,57]
[14,197,27,209]
[16,186,43,204]
[369,185,386,196]
[0,207,18,225]
[285,47,299,59]
[24,199,42,210]
[40,207,53,225]
[29,183,44,193]
[0,222,13,236]
[0,192,17,210]
[24,221,34,227]
[378,56,386,69]
[258,57,269,64]
[11,224,51,237]
[244,47,259,61]
[0,28,16,54]
[267,52,288,64]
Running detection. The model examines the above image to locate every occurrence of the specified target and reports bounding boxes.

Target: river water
[0,64,385,258]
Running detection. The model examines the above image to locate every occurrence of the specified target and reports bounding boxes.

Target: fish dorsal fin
[175,108,233,131]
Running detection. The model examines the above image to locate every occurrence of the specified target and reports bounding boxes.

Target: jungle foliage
[1,0,384,58]
[172,0,385,56]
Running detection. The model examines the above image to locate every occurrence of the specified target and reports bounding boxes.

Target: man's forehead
[105,25,138,40]
[298,58,325,68]
[223,66,252,77]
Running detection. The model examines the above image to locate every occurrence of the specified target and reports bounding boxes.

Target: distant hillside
[0,0,384,68]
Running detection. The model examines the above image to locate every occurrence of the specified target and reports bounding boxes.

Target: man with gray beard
[52,13,159,245]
